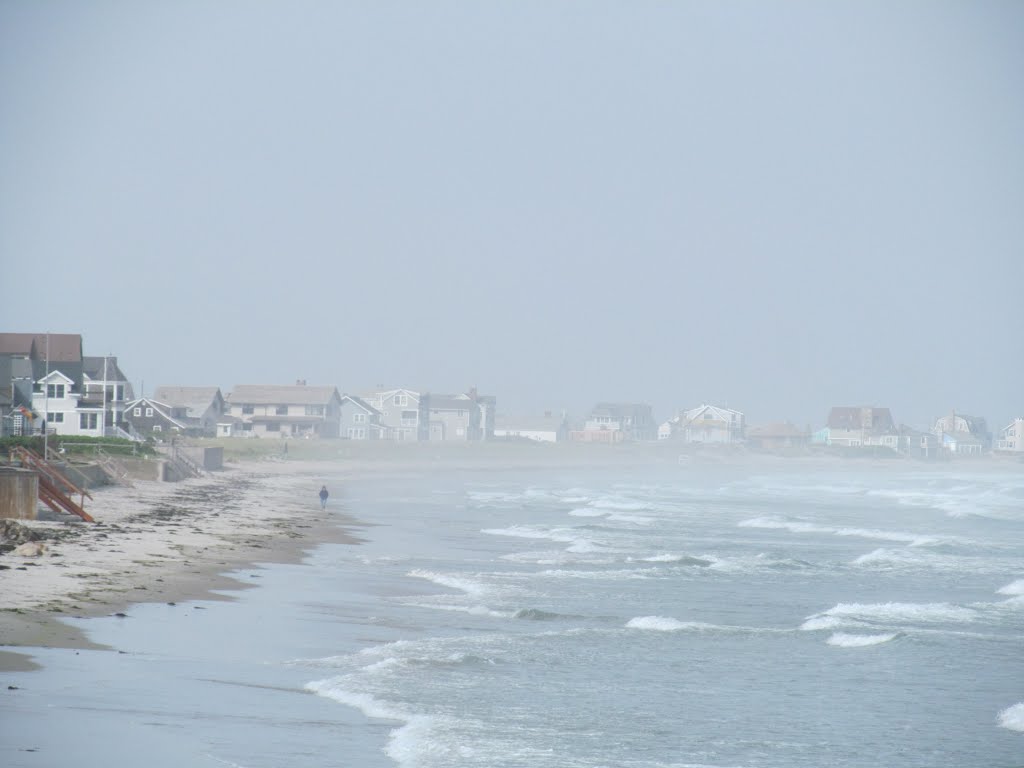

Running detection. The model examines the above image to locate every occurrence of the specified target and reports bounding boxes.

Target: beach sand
[0,458,362,670]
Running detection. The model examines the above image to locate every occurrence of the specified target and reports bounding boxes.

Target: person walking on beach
[319,485,329,509]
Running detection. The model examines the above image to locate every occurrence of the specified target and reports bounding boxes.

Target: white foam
[826,632,898,648]
[591,498,651,511]
[401,601,512,618]
[997,579,1024,596]
[481,525,577,543]
[407,569,490,596]
[626,616,718,632]
[739,517,941,547]
[799,615,848,631]
[568,507,607,517]
[806,602,974,630]
[998,702,1024,732]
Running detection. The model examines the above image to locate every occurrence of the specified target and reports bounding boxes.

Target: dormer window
[47,383,65,399]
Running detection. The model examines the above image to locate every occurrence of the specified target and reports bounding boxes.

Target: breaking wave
[998,702,1024,732]
[826,632,899,648]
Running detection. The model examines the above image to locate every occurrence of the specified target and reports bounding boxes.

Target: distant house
[426,389,497,441]
[153,387,226,436]
[995,418,1024,454]
[746,422,809,452]
[227,384,343,438]
[340,394,384,440]
[897,425,939,459]
[659,404,745,443]
[932,412,990,455]
[572,402,656,443]
[494,412,569,443]
[123,396,188,436]
[825,406,897,448]
[358,388,429,441]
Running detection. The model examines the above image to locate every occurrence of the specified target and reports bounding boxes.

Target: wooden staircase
[9,446,95,522]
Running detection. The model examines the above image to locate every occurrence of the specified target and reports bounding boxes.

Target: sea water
[3,462,1023,767]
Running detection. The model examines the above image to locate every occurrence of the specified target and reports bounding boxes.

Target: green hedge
[0,434,155,458]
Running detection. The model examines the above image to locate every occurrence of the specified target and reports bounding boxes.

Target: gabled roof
[123,397,187,429]
[38,370,75,384]
[153,386,223,416]
[341,394,383,416]
[83,356,129,381]
[228,385,340,406]
[827,406,895,433]
[0,333,83,362]
[747,422,807,438]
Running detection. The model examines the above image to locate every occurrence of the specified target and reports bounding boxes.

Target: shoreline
[0,459,363,671]
[2,445,1017,672]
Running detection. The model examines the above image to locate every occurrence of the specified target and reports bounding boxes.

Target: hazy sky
[2,1,1021,429]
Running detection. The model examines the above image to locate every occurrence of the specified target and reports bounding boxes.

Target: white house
[494,412,568,443]
[32,370,104,437]
[659,404,745,444]
[996,418,1024,454]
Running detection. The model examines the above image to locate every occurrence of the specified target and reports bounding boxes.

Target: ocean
[3,461,1023,767]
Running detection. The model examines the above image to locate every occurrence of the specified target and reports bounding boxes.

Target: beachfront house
[340,394,384,440]
[123,396,188,437]
[824,406,897,448]
[658,404,745,443]
[745,422,810,452]
[932,411,991,455]
[494,411,569,443]
[995,418,1024,454]
[152,386,226,436]
[82,356,135,438]
[571,402,656,443]
[227,384,343,438]
[425,388,496,441]
[358,388,429,441]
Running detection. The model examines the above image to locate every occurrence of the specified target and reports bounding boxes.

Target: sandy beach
[0,458,363,671]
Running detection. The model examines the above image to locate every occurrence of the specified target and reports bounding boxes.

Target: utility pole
[43,332,50,458]
[101,355,108,438]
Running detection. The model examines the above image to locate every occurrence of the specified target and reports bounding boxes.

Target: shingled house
[227,384,342,438]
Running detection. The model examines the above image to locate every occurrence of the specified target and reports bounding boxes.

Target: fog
[1,1,1021,429]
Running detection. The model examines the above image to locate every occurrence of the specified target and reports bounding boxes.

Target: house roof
[341,394,383,416]
[83,356,129,381]
[153,387,223,416]
[0,333,82,362]
[826,406,895,432]
[747,422,807,438]
[495,414,565,432]
[228,385,340,405]
[590,402,652,417]
[429,395,473,411]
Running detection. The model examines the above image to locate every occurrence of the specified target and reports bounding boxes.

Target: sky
[1,1,1021,430]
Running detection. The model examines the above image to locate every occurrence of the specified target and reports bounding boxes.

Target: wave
[407,569,492,596]
[998,702,1024,732]
[568,508,607,517]
[399,601,511,618]
[739,516,942,547]
[626,616,722,632]
[641,553,714,566]
[803,602,977,629]
[512,608,568,621]
[997,579,1024,596]
[826,632,899,648]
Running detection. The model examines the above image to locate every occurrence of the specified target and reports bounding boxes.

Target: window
[116,385,124,400]
[79,413,98,429]
[347,427,366,439]
[353,413,366,423]
[47,384,65,399]
[47,412,64,423]
[394,394,408,407]
[153,425,162,432]
[146,408,153,417]
[266,422,280,432]
[305,405,324,416]
[134,408,141,416]
[242,405,254,414]
[276,405,288,415]
[401,410,418,425]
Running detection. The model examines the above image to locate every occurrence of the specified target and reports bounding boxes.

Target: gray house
[425,389,496,441]
[358,388,430,441]
[153,386,226,436]
[227,384,343,438]
[340,394,384,440]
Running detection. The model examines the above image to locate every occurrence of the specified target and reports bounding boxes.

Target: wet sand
[0,459,362,670]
